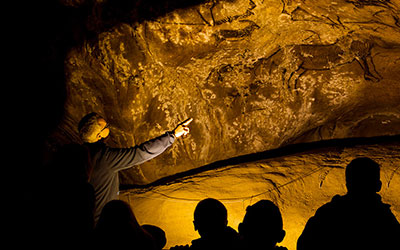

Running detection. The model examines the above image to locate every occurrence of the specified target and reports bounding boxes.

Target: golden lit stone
[54,0,400,185]
[120,141,400,249]
[45,0,400,248]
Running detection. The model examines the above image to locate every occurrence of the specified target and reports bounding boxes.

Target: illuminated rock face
[119,141,400,250]
[47,1,400,249]
[56,0,400,185]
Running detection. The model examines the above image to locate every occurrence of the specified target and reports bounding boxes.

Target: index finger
[182,117,193,126]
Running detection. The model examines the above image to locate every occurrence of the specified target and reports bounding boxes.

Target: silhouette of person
[93,200,157,250]
[52,143,95,236]
[78,112,193,223]
[238,200,287,250]
[171,198,240,250]
[297,157,400,250]
[142,224,167,250]
[34,143,95,247]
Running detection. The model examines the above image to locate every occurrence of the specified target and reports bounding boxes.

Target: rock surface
[50,0,400,185]
[119,139,400,250]
[16,1,400,249]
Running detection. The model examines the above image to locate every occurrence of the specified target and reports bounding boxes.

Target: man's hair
[194,198,228,232]
[78,112,103,143]
[242,200,283,234]
[96,200,141,234]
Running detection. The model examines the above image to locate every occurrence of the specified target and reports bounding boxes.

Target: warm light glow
[120,190,312,249]
[119,151,400,250]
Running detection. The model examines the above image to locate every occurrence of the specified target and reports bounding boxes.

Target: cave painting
[25,0,400,249]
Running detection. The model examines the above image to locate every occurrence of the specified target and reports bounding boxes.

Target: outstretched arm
[105,118,193,171]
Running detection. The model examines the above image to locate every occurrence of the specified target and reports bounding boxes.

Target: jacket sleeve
[103,132,176,172]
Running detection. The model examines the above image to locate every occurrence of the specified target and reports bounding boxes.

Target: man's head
[239,200,285,249]
[142,225,167,250]
[78,112,110,143]
[345,157,381,195]
[193,198,228,238]
[96,200,140,233]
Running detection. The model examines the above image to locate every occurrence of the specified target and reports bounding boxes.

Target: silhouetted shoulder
[314,194,344,213]
[225,226,240,239]
[190,226,239,250]
[298,194,400,250]
[298,158,400,250]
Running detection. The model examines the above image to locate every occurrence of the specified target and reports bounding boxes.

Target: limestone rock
[52,0,400,185]
[119,140,400,250]
[36,1,400,248]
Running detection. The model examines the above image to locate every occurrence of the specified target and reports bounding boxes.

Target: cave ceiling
[51,0,400,185]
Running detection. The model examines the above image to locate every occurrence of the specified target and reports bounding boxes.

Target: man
[93,200,157,250]
[171,198,240,250]
[297,157,400,250]
[238,200,287,250]
[78,112,193,223]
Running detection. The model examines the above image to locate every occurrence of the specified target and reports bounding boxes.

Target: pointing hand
[173,118,193,138]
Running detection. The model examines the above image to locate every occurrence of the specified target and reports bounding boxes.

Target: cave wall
[119,140,400,249]
[53,0,400,185]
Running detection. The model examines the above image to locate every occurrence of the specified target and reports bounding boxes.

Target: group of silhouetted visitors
[31,113,399,249]
[169,197,287,250]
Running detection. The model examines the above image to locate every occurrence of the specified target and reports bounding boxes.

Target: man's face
[97,118,110,140]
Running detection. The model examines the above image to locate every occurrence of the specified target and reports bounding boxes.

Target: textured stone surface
[51,0,400,185]
[33,1,400,249]
[119,140,400,249]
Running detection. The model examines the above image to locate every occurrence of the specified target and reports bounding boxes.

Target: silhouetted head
[239,200,285,249]
[345,157,382,195]
[96,200,141,234]
[78,112,110,143]
[193,198,228,238]
[142,224,167,250]
[95,201,158,249]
